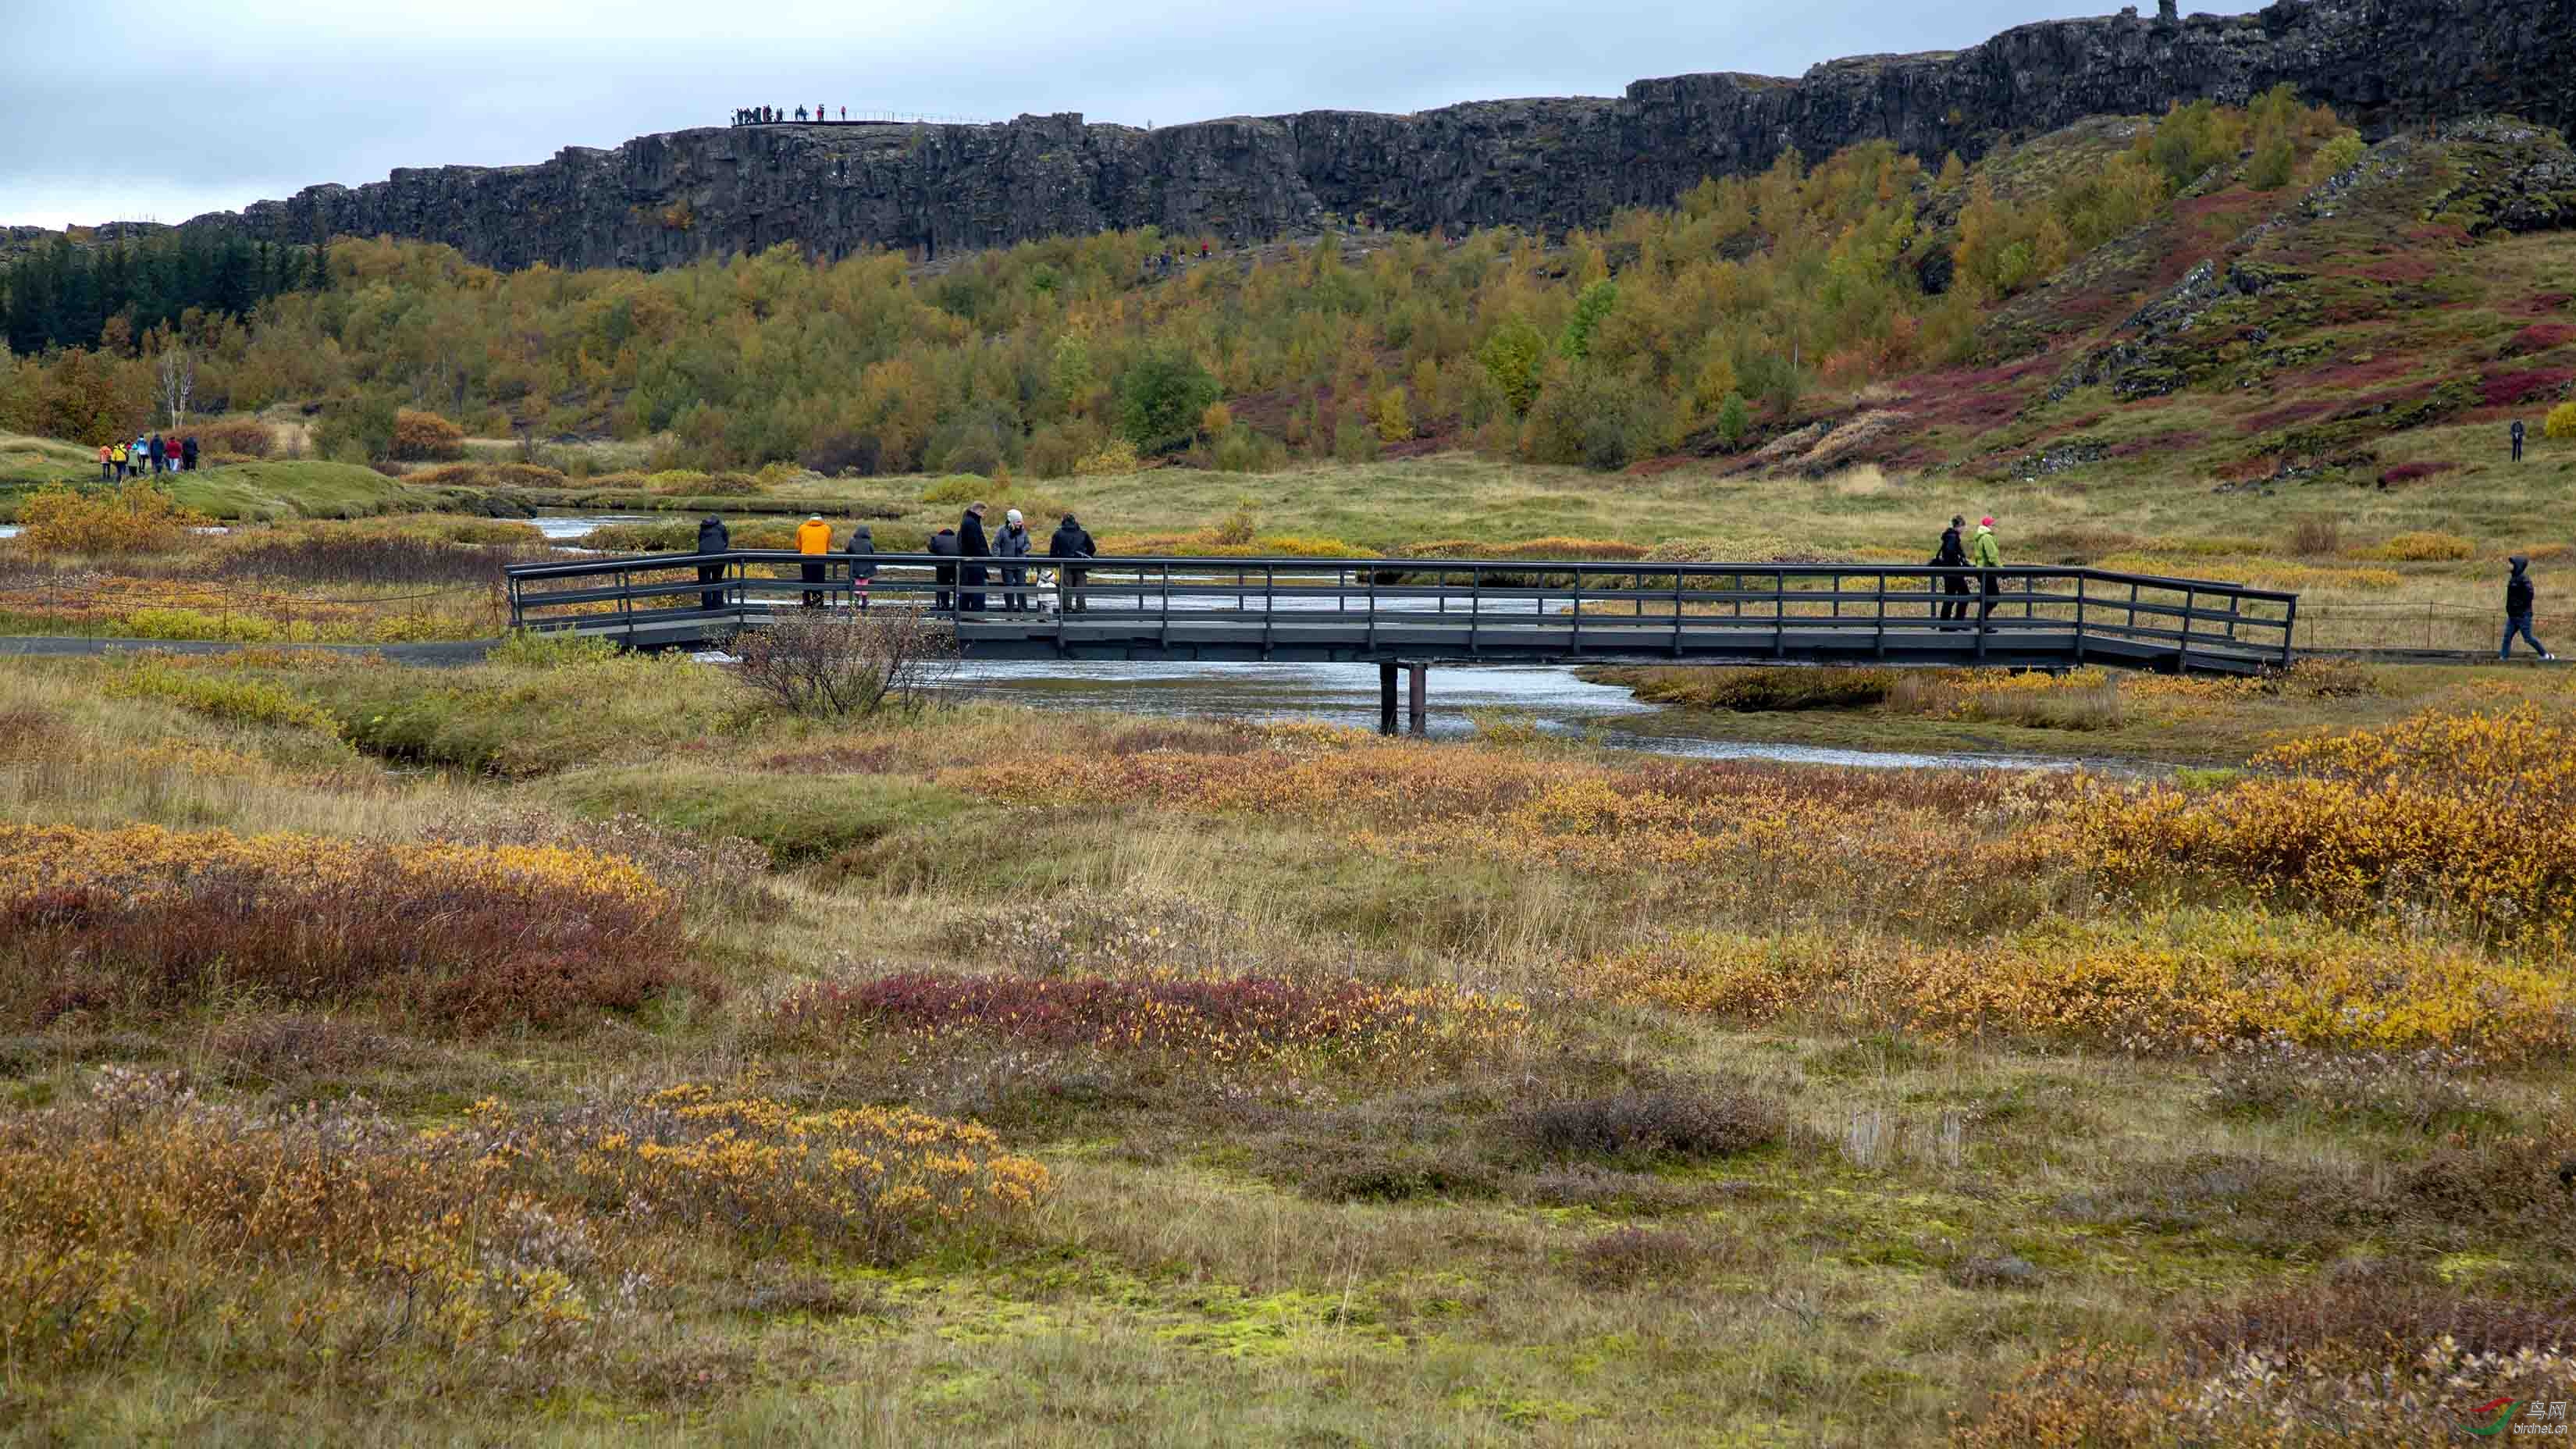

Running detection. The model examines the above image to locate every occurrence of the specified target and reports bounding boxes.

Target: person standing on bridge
[994,508,1034,612]
[1970,516,2003,624]
[694,514,731,611]
[929,525,960,612]
[1050,512,1096,613]
[845,523,876,611]
[797,513,834,607]
[958,503,992,612]
[1931,514,1971,626]
[2503,555,2556,660]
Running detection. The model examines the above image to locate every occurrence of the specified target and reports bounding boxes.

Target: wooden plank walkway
[507,554,2299,676]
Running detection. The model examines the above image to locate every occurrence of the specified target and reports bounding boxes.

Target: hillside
[14,0,2570,271]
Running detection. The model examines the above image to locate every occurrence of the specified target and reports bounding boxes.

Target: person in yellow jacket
[109,440,129,480]
[796,514,834,607]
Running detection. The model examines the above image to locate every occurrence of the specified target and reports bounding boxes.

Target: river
[936,660,2095,771]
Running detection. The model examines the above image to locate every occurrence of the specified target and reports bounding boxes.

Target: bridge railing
[503,552,2298,670]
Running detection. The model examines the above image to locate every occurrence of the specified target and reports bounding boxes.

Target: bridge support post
[1407,662,1428,736]
[1379,661,1399,735]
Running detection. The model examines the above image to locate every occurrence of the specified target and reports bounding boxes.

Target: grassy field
[11,429,2574,654]
[0,644,2571,1444]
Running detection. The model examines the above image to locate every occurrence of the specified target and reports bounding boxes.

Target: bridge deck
[504,554,2298,675]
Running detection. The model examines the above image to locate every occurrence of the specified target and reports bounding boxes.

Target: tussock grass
[0,648,2571,1444]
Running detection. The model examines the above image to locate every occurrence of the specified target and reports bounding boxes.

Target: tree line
[0,93,2347,472]
[1,230,322,358]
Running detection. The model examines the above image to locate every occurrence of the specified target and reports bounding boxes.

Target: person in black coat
[957,504,991,612]
[180,435,199,472]
[694,515,730,611]
[927,526,960,612]
[1931,514,1971,625]
[2503,555,2555,660]
[1048,513,1097,613]
[845,523,877,611]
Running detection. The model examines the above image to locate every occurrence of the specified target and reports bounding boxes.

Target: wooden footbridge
[506,551,2297,723]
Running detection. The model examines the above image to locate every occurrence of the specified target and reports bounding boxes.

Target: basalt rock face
[181,0,2576,271]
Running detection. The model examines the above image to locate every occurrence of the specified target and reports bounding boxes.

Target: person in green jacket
[1969,516,2003,623]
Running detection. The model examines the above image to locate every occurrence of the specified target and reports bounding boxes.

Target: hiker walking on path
[1049,513,1096,612]
[98,443,112,482]
[796,514,834,607]
[1930,514,1971,625]
[845,524,875,611]
[1970,516,2003,623]
[109,440,126,480]
[694,514,730,611]
[180,435,197,472]
[928,525,960,612]
[147,434,165,475]
[994,508,1034,611]
[957,504,991,612]
[2503,555,2556,660]
[2512,418,2527,462]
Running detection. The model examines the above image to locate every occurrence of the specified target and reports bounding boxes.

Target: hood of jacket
[2511,555,2530,575]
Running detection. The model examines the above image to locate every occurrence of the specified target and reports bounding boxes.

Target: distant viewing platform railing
[504,553,2299,674]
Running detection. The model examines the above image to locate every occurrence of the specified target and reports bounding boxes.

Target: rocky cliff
[180,0,2576,271]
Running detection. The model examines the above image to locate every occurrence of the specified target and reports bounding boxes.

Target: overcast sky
[2,0,2259,230]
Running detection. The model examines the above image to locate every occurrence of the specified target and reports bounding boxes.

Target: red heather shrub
[2480,368,2574,407]
[2505,322,2576,355]
[2378,461,2458,486]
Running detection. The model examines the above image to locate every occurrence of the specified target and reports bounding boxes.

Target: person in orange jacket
[796,514,834,607]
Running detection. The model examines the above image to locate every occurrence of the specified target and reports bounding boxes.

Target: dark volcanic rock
[176,0,2576,271]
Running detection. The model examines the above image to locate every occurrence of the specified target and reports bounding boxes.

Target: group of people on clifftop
[732,105,849,126]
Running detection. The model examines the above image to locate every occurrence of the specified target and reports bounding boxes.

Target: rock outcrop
[179,0,2576,271]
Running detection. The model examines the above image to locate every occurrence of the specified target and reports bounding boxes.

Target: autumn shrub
[422,803,779,922]
[1649,666,1898,711]
[189,417,275,458]
[0,823,703,1030]
[390,408,467,461]
[769,971,1525,1076]
[2055,703,2576,940]
[1074,437,1144,475]
[532,1084,1050,1259]
[1573,913,2576,1059]
[16,482,210,555]
[112,605,283,643]
[2547,401,2576,440]
[1501,1088,1784,1166]
[102,657,340,732]
[2352,529,2476,562]
[212,530,532,585]
[731,607,959,717]
[0,1072,1046,1381]
[1953,1335,2576,1447]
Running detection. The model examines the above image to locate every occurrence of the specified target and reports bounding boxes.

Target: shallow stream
[939,660,2102,771]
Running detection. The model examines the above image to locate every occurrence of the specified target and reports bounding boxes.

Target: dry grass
[0,648,2569,1445]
